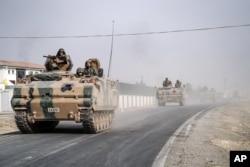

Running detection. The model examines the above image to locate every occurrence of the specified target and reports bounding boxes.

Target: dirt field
[165,101,250,167]
[0,113,17,134]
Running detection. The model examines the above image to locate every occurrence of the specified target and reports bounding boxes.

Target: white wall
[0,68,8,82]
[118,95,156,111]
[0,67,16,82]
[7,68,16,81]
[0,67,42,84]
[0,90,13,112]
[25,69,41,75]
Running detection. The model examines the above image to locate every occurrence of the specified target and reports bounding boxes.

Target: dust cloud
[0,0,250,97]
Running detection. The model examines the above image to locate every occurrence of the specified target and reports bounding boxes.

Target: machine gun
[43,55,67,64]
[43,55,56,59]
[44,55,71,71]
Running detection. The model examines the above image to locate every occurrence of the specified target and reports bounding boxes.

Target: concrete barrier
[117,82,157,111]
[118,95,156,112]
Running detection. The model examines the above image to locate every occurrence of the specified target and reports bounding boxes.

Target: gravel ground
[165,101,250,167]
[0,113,17,134]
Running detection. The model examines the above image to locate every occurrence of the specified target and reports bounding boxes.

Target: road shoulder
[164,102,250,167]
[0,112,17,134]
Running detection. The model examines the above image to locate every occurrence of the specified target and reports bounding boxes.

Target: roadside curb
[152,105,216,167]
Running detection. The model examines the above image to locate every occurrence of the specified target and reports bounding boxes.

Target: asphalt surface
[0,104,215,167]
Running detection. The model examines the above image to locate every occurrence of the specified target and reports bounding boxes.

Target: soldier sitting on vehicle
[44,48,73,71]
[75,67,84,77]
[163,77,172,87]
[82,59,97,77]
[175,80,182,88]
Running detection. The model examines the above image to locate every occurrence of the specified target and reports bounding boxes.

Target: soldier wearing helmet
[175,80,182,88]
[45,48,73,71]
[82,59,97,77]
[163,77,172,87]
[75,67,84,77]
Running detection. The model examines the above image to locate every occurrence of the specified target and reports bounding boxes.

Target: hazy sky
[0,0,250,91]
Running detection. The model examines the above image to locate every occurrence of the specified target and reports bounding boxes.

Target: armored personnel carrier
[156,86,185,106]
[11,58,119,134]
[200,88,216,103]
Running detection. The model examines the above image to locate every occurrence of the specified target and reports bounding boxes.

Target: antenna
[107,21,115,78]
[179,73,183,82]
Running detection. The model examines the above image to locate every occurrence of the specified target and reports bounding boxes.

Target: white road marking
[45,142,77,156]
[22,133,103,165]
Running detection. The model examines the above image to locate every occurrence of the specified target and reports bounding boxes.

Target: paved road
[0,104,215,167]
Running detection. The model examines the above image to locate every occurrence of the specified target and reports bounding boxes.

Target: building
[0,59,44,85]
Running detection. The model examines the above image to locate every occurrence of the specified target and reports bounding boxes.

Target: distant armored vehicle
[156,84,185,106]
[199,87,216,103]
[11,57,119,134]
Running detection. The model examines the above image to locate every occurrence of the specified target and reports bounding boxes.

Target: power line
[0,24,250,39]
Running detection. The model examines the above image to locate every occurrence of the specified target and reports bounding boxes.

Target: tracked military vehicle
[11,58,119,134]
[200,88,216,103]
[156,86,185,106]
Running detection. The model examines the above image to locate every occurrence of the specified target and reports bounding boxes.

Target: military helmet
[58,48,65,52]
[85,59,92,67]
[77,67,84,73]
[86,59,92,63]
[56,48,66,56]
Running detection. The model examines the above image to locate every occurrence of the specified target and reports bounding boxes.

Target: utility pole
[107,21,115,78]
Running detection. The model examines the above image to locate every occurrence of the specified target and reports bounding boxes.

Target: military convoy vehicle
[156,86,185,106]
[200,88,216,103]
[11,58,119,134]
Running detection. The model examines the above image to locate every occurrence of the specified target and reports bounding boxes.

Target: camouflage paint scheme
[156,86,185,106]
[11,58,119,134]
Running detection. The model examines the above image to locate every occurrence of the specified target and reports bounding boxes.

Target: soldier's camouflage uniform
[175,80,182,88]
[45,49,73,71]
[83,68,97,77]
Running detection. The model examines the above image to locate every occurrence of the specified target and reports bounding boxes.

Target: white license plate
[48,107,60,112]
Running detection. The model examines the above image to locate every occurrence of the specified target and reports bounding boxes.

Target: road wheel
[15,111,59,134]
[15,111,37,134]
[82,110,99,134]
[82,110,114,134]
